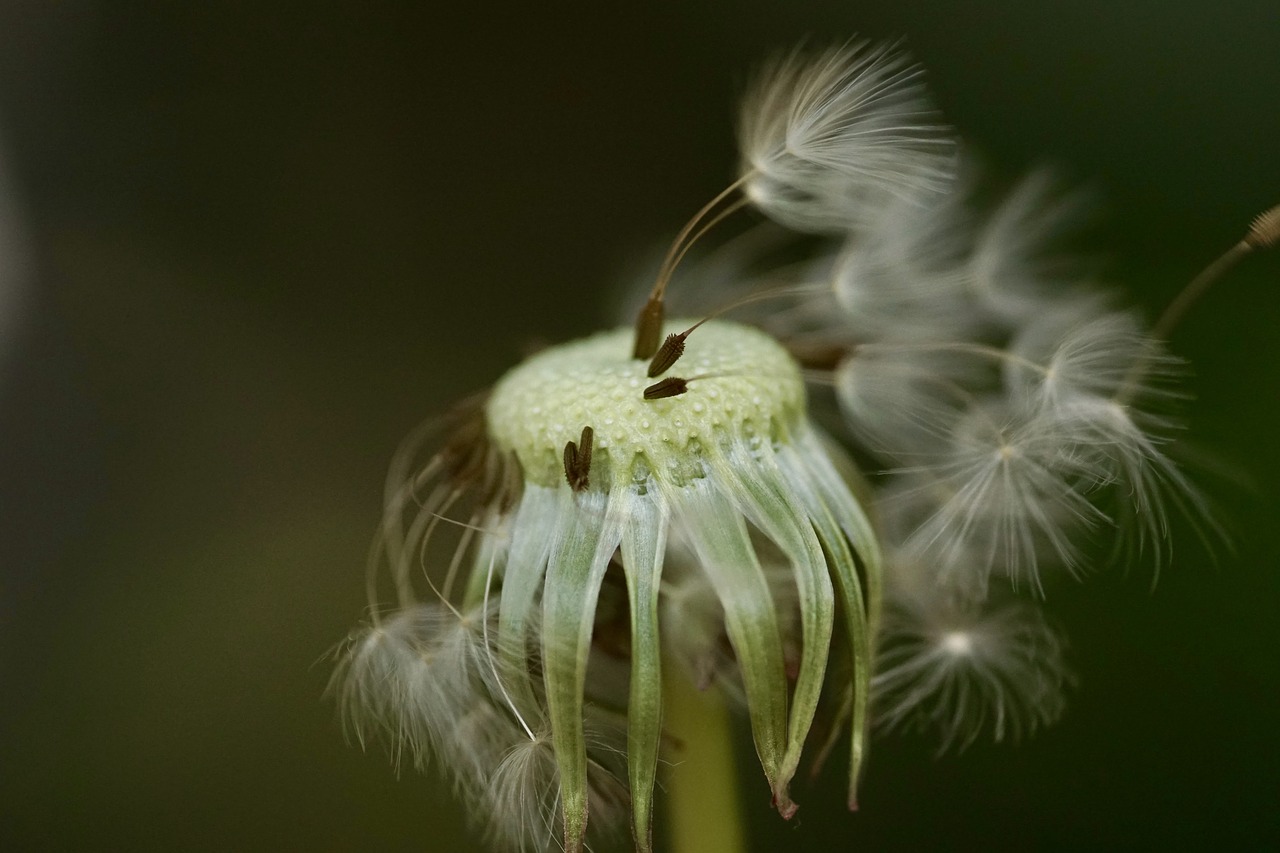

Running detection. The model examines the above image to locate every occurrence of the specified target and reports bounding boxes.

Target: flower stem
[663,671,747,853]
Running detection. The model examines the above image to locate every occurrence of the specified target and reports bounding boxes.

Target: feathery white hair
[333,604,508,777]
[896,402,1107,594]
[739,41,954,233]
[873,585,1070,752]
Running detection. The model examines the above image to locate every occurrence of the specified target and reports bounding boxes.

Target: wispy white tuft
[1005,309,1173,408]
[739,41,955,233]
[873,591,1070,752]
[831,300,1212,590]
[1058,394,1212,567]
[332,604,513,780]
[898,404,1106,593]
[484,736,564,853]
[834,347,973,460]
[334,603,633,852]
[831,183,980,341]
[968,171,1094,323]
[482,733,629,853]
[1004,310,1213,565]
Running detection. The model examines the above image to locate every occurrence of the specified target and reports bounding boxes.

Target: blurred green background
[1,2,1277,851]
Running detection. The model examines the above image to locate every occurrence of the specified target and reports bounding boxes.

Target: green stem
[664,670,747,853]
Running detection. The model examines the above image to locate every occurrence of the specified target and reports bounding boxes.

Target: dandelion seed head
[330,33,1222,851]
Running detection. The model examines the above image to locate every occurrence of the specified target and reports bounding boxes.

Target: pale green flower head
[488,321,805,487]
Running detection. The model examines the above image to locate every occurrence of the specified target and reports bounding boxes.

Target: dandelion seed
[831,182,978,342]
[332,603,506,779]
[739,41,954,233]
[968,171,1094,323]
[900,403,1108,593]
[1006,309,1174,409]
[873,588,1070,752]
[833,346,975,460]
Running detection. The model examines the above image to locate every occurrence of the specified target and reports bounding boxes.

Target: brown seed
[643,376,689,400]
[647,332,687,377]
[563,425,594,491]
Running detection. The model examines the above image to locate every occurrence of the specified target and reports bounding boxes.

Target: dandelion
[331,38,1273,853]
[873,576,1071,752]
[338,320,879,852]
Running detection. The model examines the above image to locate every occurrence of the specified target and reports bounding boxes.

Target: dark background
[1,2,1277,851]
